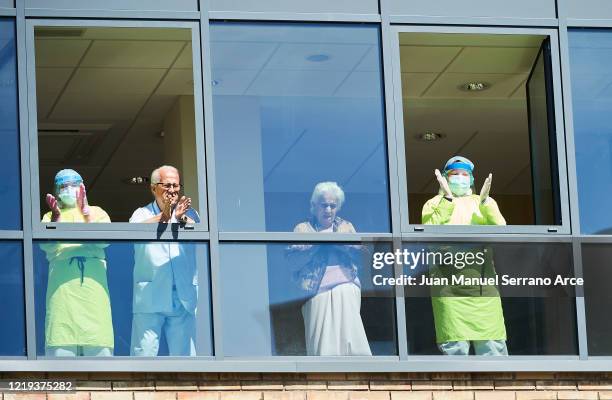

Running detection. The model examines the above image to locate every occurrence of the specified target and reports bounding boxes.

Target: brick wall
[4,373,612,400]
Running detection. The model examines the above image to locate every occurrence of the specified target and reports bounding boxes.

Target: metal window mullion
[379,0,408,360]
[207,11,381,22]
[23,8,200,20]
[0,8,15,16]
[198,1,223,360]
[16,0,36,359]
[388,15,559,26]
[572,237,588,359]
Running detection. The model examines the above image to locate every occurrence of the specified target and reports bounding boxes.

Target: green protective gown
[41,207,114,349]
[422,194,507,344]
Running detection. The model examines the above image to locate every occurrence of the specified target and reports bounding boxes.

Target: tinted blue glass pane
[569,29,612,234]
[34,241,212,357]
[210,23,390,233]
[0,20,21,230]
[403,242,577,355]
[220,242,396,356]
[0,242,26,356]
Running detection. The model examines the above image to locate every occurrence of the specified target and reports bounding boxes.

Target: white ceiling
[399,33,546,195]
[35,27,194,220]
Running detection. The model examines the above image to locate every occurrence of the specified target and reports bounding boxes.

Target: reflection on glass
[35,241,212,357]
[403,242,577,355]
[220,242,396,356]
[582,244,612,355]
[0,20,22,230]
[569,30,612,234]
[210,22,390,233]
[34,26,199,222]
[0,242,26,356]
[400,33,560,226]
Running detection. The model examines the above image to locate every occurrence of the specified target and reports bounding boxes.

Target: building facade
[1,0,612,398]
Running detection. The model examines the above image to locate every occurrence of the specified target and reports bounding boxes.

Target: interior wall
[163,95,199,214]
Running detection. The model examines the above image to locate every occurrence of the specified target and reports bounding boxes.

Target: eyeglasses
[155,182,183,190]
[317,202,338,210]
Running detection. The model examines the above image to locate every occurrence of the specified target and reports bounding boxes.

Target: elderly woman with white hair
[286,182,371,356]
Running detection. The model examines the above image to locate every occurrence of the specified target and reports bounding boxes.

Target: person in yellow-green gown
[41,169,113,356]
[422,156,508,356]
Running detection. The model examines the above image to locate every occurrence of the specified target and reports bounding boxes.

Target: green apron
[429,245,506,343]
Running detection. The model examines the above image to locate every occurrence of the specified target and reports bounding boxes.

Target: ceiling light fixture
[123,176,150,185]
[306,54,330,62]
[416,132,445,142]
[459,82,490,92]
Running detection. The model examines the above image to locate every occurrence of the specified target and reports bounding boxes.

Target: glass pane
[0,242,26,356]
[34,241,212,357]
[210,23,390,233]
[34,27,202,223]
[220,242,396,356]
[582,244,612,355]
[0,20,22,230]
[401,242,577,355]
[569,30,612,234]
[399,33,561,226]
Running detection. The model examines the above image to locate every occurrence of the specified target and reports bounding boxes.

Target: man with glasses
[129,165,200,356]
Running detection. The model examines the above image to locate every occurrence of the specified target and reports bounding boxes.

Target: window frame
[26,18,210,234]
[389,25,571,235]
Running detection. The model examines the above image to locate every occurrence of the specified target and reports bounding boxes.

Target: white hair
[150,165,179,185]
[310,181,345,215]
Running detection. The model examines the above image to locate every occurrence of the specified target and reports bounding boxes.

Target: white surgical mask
[448,175,471,196]
[58,186,78,208]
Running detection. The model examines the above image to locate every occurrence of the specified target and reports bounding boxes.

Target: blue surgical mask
[448,175,471,196]
[58,186,78,208]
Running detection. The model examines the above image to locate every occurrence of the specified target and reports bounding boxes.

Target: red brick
[535,381,576,391]
[48,393,90,400]
[219,393,263,400]
[177,393,219,400]
[390,393,432,400]
[133,393,177,400]
[90,393,133,400]
[557,392,597,400]
[474,392,515,400]
[578,381,612,391]
[515,392,556,400]
[306,392,349,400]
[348,393,390,400]
[432,392,474,400]
[263,393,306,400]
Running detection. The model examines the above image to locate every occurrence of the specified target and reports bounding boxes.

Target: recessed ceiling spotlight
[459,82,490,92]
[306,54,330,62]
[123,176,150,185]
[416,132,445,142]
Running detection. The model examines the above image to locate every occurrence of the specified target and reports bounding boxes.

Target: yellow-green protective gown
[41,207,114,349]
[422,194,507,344]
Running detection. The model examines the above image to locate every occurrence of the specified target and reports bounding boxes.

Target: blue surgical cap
[54,169,83,187]
[444,156,474,173]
